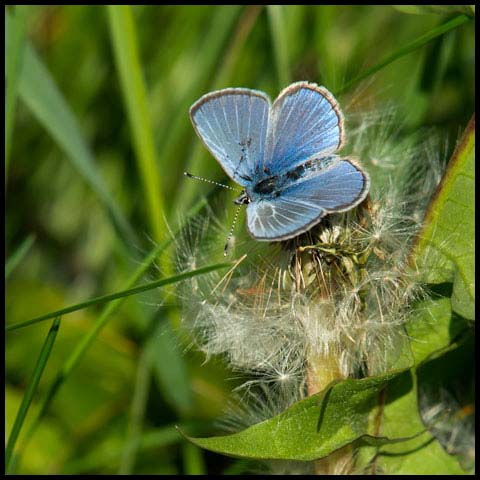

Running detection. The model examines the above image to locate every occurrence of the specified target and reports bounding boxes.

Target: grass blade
[174,6,261,211]
[9,195,214,467]
[5,234,36,280]
[267,6,291,89]
[5,317,61,473]
[6,261,234,332]
[337,14,471,95]
[5,9,135,247]
[212,6,263,89]
[107,6,165,244]
[183,443,207,475]
[5,5,27,185]
[155,6,243,209]
[118,341,153,474]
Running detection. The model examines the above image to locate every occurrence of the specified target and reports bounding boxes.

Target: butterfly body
[190,81,370,241]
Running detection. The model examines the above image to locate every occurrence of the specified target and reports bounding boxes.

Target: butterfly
[189,81,370,241]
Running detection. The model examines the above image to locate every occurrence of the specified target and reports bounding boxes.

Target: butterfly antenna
[184,172,242,192]
[224,203,243,256]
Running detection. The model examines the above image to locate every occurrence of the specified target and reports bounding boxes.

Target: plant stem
[306,350,352,475]
[306,350,343,397]
[297,240,354,474]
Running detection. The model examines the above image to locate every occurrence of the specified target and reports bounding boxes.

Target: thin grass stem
[5,317,61,473]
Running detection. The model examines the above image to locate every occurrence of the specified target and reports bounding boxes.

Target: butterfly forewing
[189,89,270,186]
[263,82,344,176]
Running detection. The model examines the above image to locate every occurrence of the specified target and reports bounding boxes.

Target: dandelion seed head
[177,99,447,431]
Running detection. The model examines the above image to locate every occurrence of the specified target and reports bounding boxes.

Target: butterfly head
[234,190,250,206]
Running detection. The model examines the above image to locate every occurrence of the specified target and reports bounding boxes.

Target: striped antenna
[224,203,243,256]
[184,172,242,192]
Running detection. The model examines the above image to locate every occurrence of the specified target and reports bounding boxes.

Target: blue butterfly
[189,81,370,241]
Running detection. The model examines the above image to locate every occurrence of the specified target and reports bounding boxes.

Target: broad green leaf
[407,297,469,366]
[356,370,466,474]
[412,116,475,319]
[184,371,409,461]
[5,10,135,247]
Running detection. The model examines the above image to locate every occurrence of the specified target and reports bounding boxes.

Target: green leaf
[107,6,165,244]
[412,116,475,319]
[356,370,466,474]
[407,297,469,366]
[5,317,61,473]
[183,371,410,461]
[5,9,135,247]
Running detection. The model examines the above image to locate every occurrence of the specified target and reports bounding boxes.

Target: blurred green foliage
[5,5,474,474]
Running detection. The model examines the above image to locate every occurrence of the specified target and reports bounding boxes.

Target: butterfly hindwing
[189,89,271,186]
[279,157,369,212]
[246,196,325,241]
[246,157,369,240]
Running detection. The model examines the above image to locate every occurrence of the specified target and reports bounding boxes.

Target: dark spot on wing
[286,164,306,180]
[253,176,278,195]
